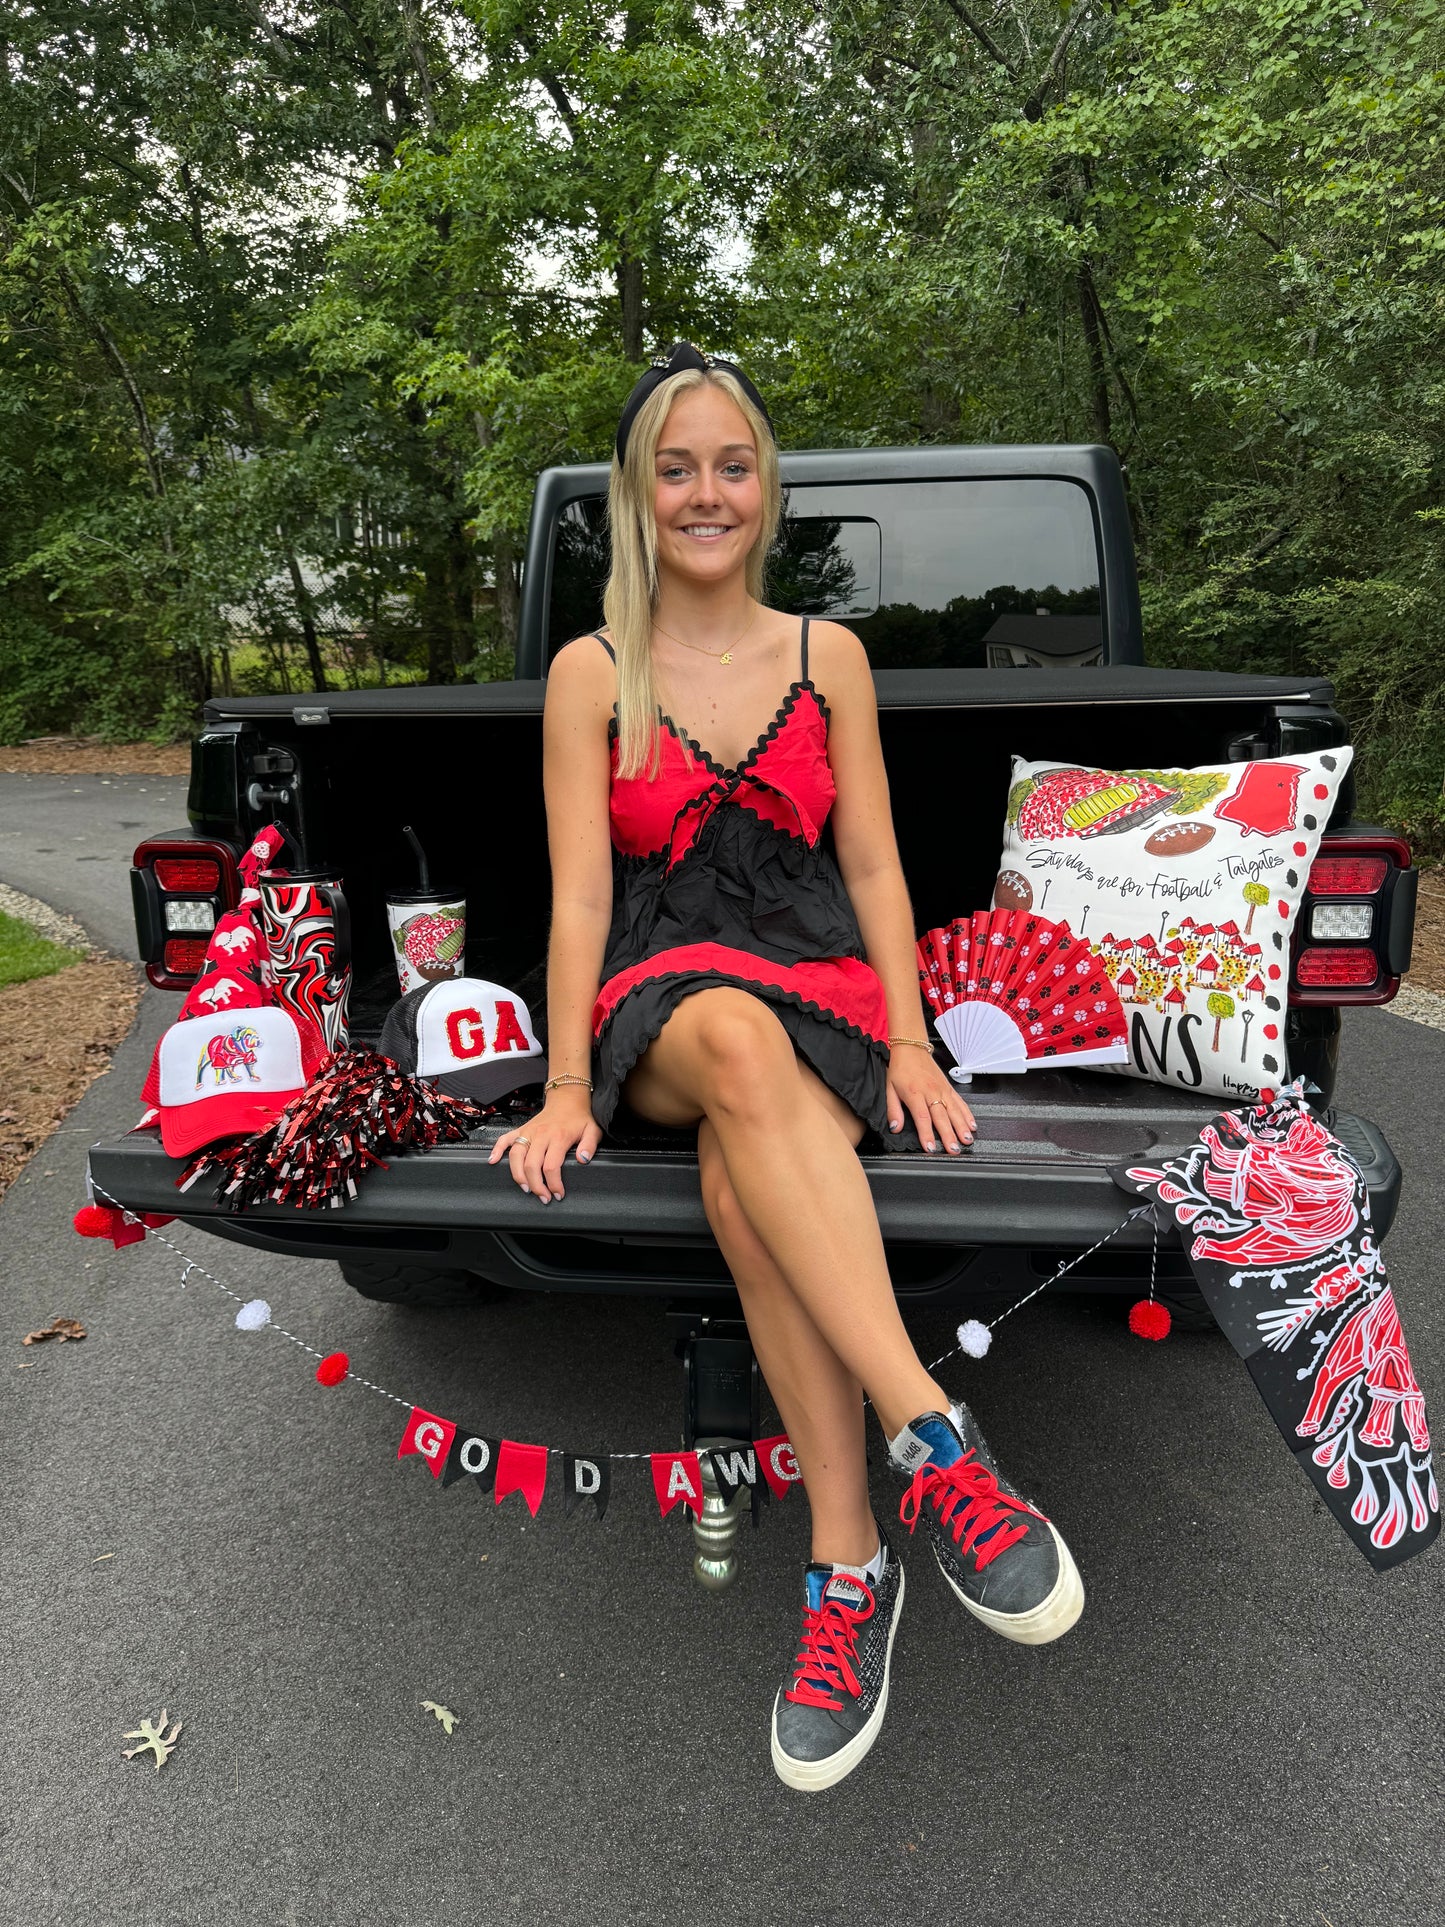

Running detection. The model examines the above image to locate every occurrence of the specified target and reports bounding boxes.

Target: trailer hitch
[669,1306,760,1592]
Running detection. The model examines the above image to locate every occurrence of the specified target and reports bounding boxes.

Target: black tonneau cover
[202,665,1335,725]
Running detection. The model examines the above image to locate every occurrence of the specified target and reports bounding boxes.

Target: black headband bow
[614,341,774,465]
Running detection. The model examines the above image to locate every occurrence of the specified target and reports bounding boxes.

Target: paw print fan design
[916,911,1130,1082]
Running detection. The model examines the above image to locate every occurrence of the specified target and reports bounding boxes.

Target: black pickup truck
[92,444,1416,1408]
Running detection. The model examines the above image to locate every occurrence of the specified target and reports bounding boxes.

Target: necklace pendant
[720,651,732,665]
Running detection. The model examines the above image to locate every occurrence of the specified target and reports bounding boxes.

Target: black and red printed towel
[1114,1083,1437,1571]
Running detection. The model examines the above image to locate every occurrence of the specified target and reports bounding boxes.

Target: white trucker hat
[149,1005,327,1159]
[378,977,547,1105]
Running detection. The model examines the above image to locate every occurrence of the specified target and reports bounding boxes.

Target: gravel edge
[1391,984,1445,1033]
[0,881,93,954]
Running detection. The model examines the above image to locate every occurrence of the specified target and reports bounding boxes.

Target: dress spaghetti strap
[593,629,616,663]
[800,616,810,685]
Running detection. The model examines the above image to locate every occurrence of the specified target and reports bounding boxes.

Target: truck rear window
[546,477,1104,669]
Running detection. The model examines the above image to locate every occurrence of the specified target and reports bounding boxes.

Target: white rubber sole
[770,1562,906,1793]
[935,1521,1084,1645]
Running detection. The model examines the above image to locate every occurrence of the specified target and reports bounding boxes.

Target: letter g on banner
[757,1433,801,1501]
[398,1406,458,1479]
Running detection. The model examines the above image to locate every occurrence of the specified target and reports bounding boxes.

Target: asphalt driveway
[3,775,1443,1927]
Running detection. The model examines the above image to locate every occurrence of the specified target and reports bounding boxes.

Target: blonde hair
[604,366,781,778]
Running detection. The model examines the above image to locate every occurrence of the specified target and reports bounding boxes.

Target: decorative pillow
[993,747,1353,1100]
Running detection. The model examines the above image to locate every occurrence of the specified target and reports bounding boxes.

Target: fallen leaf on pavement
[122,1711,182,1769]
[23,1317,86,1346]
[422,1701,459,1735]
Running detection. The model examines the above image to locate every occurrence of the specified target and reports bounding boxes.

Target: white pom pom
[957,1318,992,1359]
[235,1298,272,1332]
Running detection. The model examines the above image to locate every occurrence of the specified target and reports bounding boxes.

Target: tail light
[131,837,241,990]
[1291,831,1415,1006]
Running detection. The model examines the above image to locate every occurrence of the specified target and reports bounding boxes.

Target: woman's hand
[489,1087,603,1202]
[886,1048,975,1154]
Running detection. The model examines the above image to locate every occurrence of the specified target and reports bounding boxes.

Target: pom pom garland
[235,1298,272,1331]
[179,1047,486,1213]
[1128,1298,1172,1341]
[72,1203,175,1249]
[315,1351,350,1387]
[957,1318,993,1359]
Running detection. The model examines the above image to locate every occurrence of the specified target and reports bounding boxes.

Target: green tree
[1242,882,1271,934]
[1208,991,1236,1050]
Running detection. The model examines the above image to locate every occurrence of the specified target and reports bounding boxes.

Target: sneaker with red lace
[892,1407,1083,1645]
[770,1530,905,1792]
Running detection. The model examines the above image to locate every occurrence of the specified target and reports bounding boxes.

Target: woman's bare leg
[697,1118,877,1566]
[624,987,948,1439]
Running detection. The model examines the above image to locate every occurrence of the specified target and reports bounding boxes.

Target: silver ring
[512,1135,532,1149]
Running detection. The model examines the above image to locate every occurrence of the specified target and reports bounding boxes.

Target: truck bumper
[85,1077,1403,1303]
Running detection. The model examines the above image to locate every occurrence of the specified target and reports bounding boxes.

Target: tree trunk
[1076,261,1113,451]
[280,534,330,691]
[447,518,476,674]
[618,252,645,361]
[420,544,456,685]
[492,533,521,667]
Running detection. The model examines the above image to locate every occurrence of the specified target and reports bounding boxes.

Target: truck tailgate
[87,1071,1403,1262]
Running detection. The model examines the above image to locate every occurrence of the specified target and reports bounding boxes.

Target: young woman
[491,342,1083,1791]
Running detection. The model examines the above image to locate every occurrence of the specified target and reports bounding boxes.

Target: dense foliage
[3,0,1443,843]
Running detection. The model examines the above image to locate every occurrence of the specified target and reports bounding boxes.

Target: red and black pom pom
[179,1047,487,1213]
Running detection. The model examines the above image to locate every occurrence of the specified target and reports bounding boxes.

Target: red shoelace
[898,1452,1041,1570]
[784,1578,876,1709]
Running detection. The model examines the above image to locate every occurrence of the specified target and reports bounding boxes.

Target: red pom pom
[315,1351,349,1387]
[1128,1298,1172,1341]
[73,1204,116,1239]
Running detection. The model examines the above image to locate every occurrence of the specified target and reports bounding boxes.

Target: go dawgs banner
[398,1407,802,1523]
[1114,1083,1438,1571]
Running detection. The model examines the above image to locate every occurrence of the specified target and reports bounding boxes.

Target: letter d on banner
[398,1406,457,1478]
[563,1453,611,1521]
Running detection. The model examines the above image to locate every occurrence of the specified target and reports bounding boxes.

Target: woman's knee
[684,991,797,1119]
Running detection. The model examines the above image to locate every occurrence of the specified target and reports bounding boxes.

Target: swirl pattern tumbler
[258,870,352,1056]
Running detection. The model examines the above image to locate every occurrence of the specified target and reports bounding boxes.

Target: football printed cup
[386,892,467,995]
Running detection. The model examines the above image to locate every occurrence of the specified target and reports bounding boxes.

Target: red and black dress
[587,621,890,1135]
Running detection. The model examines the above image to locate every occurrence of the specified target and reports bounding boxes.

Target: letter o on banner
[459,1435,492,1476]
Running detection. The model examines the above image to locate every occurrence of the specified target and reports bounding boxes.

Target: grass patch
[0,909,84,988]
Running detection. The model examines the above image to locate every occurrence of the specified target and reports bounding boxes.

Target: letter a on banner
[563,1454,611,1521]
[398,1407,457,1479]
[651,1450,705,1520]
[756,1433,802,1500]
[494,1440,549,1517]
[441,1431,499,1493]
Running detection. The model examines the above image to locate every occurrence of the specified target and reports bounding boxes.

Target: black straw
[403,825,431,893]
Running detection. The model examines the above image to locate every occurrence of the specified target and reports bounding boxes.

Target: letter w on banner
[398,1407,457,1479]
[651,1450,704,1520]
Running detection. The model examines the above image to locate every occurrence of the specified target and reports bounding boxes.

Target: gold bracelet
[545,1074,594,1093]
[888,1036,934,1051]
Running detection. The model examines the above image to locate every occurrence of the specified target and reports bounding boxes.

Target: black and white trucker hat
[379,977,547,1105]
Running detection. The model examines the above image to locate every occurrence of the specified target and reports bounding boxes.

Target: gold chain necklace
[653,605,758,666]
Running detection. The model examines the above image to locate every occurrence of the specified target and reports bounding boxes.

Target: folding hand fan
[916,910,1130,1081]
